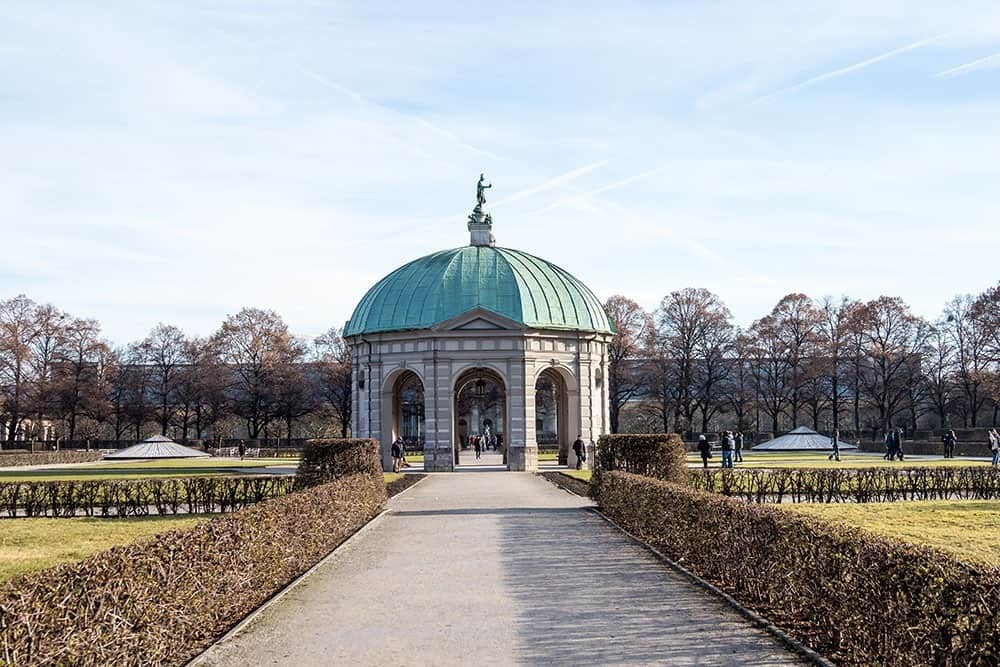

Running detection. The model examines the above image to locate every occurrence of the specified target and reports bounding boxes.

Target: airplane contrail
[752,33,950,104]
[490,160,611,208]
[936,52,1000,78]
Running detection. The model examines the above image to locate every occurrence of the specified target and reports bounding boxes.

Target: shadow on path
[498,507,801,666]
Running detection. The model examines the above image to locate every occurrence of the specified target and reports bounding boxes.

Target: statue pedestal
[468,207,495,247]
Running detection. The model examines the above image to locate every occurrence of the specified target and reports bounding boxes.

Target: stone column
[508,353,538,471]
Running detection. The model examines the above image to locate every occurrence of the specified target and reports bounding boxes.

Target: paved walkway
[197,472,809,666]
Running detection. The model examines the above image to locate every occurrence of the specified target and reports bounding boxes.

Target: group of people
[470,433,500,459]
[697,431,745,468]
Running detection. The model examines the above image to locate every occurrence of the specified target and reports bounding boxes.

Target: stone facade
[348,308,610,472]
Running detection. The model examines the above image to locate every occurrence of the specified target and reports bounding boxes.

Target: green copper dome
[344,246,612,336]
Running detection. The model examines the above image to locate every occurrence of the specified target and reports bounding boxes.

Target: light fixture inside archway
[475,378,487,397]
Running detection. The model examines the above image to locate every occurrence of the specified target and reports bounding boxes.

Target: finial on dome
[468,174,495,247]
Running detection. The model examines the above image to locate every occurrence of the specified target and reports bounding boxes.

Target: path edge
[589,508,834,667]
[187,475,429,667]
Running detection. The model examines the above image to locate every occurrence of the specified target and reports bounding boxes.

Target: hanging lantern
[475,378,487,397]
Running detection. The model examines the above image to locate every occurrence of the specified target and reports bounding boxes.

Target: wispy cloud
[752,33,950,104]
[936,52,1000,78]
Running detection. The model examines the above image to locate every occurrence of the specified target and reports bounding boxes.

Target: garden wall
[0,442,386,666]
[598,471,1000,666]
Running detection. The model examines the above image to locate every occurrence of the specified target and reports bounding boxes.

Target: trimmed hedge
[592,433,687,497]
[0,450,102,467]
[0,469,386,664]
[0,476,295,518]
[689,466,1000,503]
[598,470,1000,666]
[295,438,381,489]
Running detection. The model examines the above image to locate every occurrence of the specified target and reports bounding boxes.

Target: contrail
[936,52,1000,78]
[752,33,950,104]
[491,160,610,208]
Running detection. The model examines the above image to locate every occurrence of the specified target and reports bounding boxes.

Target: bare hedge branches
[0,444,386,666]
[0,476,295,518]
[0,450,102,467]
[598,471,1000,666]
[689,466,1000,504]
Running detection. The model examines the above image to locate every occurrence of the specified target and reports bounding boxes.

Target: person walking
[942,430,957,459]
[237,440,247,460]
[894,428,905,461]
[697,434,711,468]
[734,431,744,463]
[721,431,734,469]
[572,435,586,470]
[882,430,892,460]
[828,429,841,462]
[474,436,482,460]
[990,429,999,467]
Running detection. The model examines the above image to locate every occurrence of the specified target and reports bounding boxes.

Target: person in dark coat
[697,434,711,468]
[942,430,956,459]
[893,429,904,461]
[572,435,586,470]
[734,431,744,463]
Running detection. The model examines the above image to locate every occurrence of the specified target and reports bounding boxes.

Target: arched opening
[453,368,507,468]
[386,370,425,469]
[535,368,569,464]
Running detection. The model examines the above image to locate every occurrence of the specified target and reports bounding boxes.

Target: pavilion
[343,177,613,472]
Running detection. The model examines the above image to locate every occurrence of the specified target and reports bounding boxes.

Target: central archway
[453,367,508,469]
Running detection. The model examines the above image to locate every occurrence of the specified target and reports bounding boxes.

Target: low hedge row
[0,450,103,467]
[0,459,386,664]
[598,471,1000,666]
[0,476,295,518]
[592,433,686,495]
[689,466,1000,503]
[295,438,381,489]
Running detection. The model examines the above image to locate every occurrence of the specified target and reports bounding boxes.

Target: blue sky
[2,1,1000,343]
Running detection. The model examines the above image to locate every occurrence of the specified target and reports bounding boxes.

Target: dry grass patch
[0,516,206,581]
[784,500,1000,565]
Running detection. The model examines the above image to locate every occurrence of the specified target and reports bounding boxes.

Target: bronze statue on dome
[476,173,491,207]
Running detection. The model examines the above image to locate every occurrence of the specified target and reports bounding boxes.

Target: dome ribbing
[344,246,612,336]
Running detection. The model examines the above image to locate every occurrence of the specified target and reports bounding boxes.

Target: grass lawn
[0,457,298,483]
[685,452,991,470]
[783,500,1000,565]
[561,470,592,482]
[0,515,207,581]
[383,472,403,484]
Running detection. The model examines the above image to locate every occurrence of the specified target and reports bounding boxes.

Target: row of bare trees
[0,295,352,446]
[606,283,1000,437]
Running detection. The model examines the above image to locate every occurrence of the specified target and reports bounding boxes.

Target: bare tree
[852,297,932,431]
[723,331,755,431]
[314,327,353,437]
[140,323,188,436]
[0,295,39,443]
[768,294,821,427]
[654,288,730,433]
[603,296,652,433]
[816,297,857,432]
[213,308,295,439]
[55,318,108,442]
[943,295,990,427]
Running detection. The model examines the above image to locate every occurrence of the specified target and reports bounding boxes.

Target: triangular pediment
[432,308,526,332]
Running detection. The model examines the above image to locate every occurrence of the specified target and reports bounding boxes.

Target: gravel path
[196,472,810,666]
